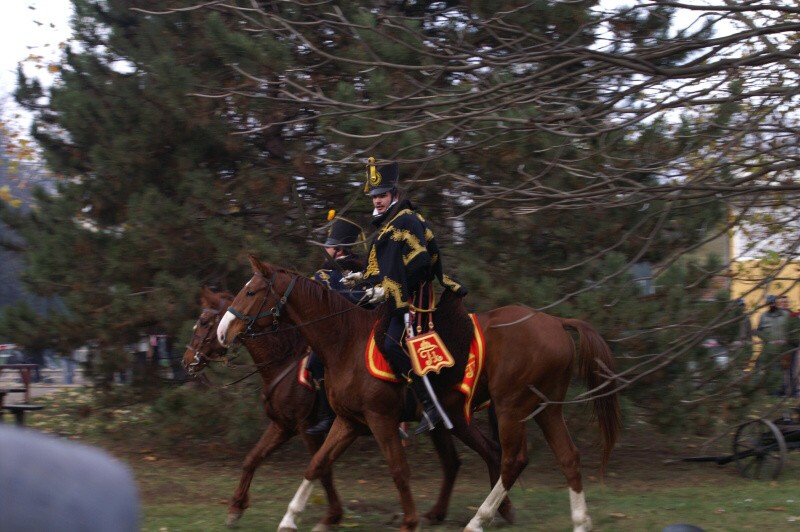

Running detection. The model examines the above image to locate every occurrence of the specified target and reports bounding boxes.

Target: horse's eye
[246,290,256,297]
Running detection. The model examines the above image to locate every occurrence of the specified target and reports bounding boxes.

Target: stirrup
[306,416,335,435]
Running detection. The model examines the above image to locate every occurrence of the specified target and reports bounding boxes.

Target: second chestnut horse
[182,287,343,530]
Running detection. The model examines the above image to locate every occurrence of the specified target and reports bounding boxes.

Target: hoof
[464,527,481,532]
[311,524,331,532]
[225,512,242,527]
[278,528,297,532]
[574,517,593,532]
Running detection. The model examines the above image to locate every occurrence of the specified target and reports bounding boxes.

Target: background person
[731,298,753,357]
[755,295,790,395]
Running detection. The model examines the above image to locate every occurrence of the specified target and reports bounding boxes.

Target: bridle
[226,271,299,337]
[184,307,224,376]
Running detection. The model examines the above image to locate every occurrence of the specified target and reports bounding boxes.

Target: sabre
[405,312,453,430]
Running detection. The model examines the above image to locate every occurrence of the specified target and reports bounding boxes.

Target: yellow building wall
[729,260,800,311]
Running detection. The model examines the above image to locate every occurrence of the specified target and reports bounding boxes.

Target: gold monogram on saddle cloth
[406,330,455,376]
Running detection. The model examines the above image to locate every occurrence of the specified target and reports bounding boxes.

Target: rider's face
[325,246,344,258]
[372,192,394,214]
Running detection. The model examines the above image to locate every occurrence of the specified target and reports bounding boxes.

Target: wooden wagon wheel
[733,418,787,480]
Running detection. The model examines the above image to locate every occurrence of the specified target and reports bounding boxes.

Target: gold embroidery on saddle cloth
[364,315,487,424]
[407,330,455,376]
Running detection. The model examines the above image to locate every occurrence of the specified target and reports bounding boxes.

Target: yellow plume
[327,209,336,221]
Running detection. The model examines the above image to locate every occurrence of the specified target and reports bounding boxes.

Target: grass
[18,388,800,531]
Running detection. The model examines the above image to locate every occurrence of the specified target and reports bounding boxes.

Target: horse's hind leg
[227,423,292,526]
[535,407,591,532]
[422,426,461,524]
[452,416,515,523]
[299,433,343,531]
[465,414,528,532]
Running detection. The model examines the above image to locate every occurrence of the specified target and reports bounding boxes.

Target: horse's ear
[248,255,264,274]
[200,285,215,307]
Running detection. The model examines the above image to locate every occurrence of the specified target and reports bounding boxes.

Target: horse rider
[343,157,467,434]
[305,214,374,435]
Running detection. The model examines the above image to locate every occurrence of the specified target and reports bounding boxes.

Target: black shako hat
[324,215,364,247]
[363,157,399,196]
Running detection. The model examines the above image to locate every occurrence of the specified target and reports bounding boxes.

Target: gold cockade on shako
[366,156,382,190]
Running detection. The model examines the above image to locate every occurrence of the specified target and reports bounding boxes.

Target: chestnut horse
[186,286,511,530]
[217,257,620,532]
[182,287,344,530]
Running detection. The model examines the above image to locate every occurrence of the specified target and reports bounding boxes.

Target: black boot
[306,381,335,435]
[410,375,443,435]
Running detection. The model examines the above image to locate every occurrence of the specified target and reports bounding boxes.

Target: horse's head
[217,256,299,347]
[182,286,232,376]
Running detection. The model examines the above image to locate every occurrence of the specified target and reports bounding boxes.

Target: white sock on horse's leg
[464,479,507,532]
[278,479,314,531]
[569,488,592,532]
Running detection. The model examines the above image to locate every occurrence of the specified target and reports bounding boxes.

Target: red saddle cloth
[297,354,314,390]
[365,313,488,423]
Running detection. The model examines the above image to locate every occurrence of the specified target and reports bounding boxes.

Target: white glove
[341,271,363,288]
[365,285,385,304]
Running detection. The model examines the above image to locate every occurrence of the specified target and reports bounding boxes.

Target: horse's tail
[561,318,621,475]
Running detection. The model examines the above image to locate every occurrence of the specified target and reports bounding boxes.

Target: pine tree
[5,0,322,383]
[0,0,755,427]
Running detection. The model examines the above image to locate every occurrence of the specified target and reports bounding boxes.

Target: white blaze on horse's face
[217,310,236,347]
[217,278,256,346]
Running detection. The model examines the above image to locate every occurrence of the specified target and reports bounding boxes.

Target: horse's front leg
[299,432,344,532]
[228,422,292,526]
[278,418,358,532]
[364,412,419,532]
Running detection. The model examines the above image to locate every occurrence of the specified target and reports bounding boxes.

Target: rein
[195,345,304,389]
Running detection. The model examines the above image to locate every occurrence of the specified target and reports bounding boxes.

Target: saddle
[374,289,473,388]
[369,290,489,422]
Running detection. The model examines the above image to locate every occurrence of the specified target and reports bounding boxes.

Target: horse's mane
[270,265,377,336]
